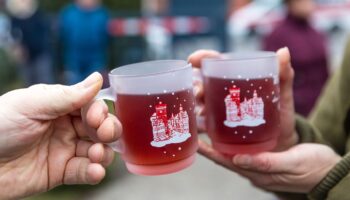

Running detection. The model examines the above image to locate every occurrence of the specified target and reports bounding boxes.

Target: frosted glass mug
[202,52,280,155]
[90,60,198,176]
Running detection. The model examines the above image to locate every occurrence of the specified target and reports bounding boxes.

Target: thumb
[233,150,297,173]
[16,72,103,119]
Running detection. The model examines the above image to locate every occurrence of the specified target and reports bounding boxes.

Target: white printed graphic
[150,102,191,147]
[224,86,266,128]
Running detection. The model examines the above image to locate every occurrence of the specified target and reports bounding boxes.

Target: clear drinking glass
[202,52,280,155]
[96,60,198,175]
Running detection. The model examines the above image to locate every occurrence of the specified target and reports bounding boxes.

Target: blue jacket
[60,4,109,64]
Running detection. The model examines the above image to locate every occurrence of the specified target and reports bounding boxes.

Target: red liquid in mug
[115,89,198,165]
[204,77,280,147]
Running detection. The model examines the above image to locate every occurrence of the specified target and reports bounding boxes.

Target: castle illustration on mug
[224,86,266,128]
[150,102,191,147]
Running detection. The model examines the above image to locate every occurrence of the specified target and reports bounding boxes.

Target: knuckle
[59,85,75,99]
[255,157,272,172]
[78,159,88,183]
[29,83,49,90]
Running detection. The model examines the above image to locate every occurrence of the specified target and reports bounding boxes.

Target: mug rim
[203,51,276,63]
[109,60,191,78]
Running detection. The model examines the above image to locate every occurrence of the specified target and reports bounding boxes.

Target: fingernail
[282,47,290,54]
[277,46,288,54]
[80,72,102,89]
[114,120,122,140]
[233,155,252,168]
[111,120,119,141]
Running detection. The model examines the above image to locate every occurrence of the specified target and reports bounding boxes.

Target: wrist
[308,153,346,200]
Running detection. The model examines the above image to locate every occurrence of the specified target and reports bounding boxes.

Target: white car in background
[227,0,283,50]
[228,0,283,40]
[229,0,350,38]
[313,0,350,32]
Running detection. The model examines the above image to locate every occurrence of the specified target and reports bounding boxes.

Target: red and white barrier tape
[109,16,211,36]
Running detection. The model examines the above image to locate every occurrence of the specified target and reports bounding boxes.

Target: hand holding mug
[188,47,298,153]
[199,142,340,193]
[0,73,121,199]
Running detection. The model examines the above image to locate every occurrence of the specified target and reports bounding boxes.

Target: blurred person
[6,0,54,86]
[0,5,12,48]
[0,72,122,199]
[229,0,251,15]
[263,0,329,116]
[188,44,350,200]
[0,46,18,95]
[59,0,109,85]
[0,1,20,94]
[142,0,169,16]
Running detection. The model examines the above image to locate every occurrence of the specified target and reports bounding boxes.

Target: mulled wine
[204,76,280,154]
[115,88,198,166]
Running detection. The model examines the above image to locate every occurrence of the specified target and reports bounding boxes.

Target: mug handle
[81,87,123,153]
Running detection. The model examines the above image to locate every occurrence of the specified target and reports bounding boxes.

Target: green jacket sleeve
[308,49,350,155]
[295,39,350,200]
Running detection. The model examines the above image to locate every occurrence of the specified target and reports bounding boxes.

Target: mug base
[125,154,195,176]
[212,139,277,155]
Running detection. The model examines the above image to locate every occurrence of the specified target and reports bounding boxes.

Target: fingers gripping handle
[81,87,123,153]
[192,68,206,132]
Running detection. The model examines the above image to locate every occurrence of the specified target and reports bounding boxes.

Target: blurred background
[0,0,347,199]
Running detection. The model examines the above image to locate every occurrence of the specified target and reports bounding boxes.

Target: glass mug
[202,52,280,155]
[93,60,198,176]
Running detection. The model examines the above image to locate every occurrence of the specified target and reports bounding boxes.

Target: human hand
[199,141,341,193]
[0,73,121,200]
[188,47,298,151]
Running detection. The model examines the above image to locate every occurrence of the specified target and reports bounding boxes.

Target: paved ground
[85,136,276,200]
